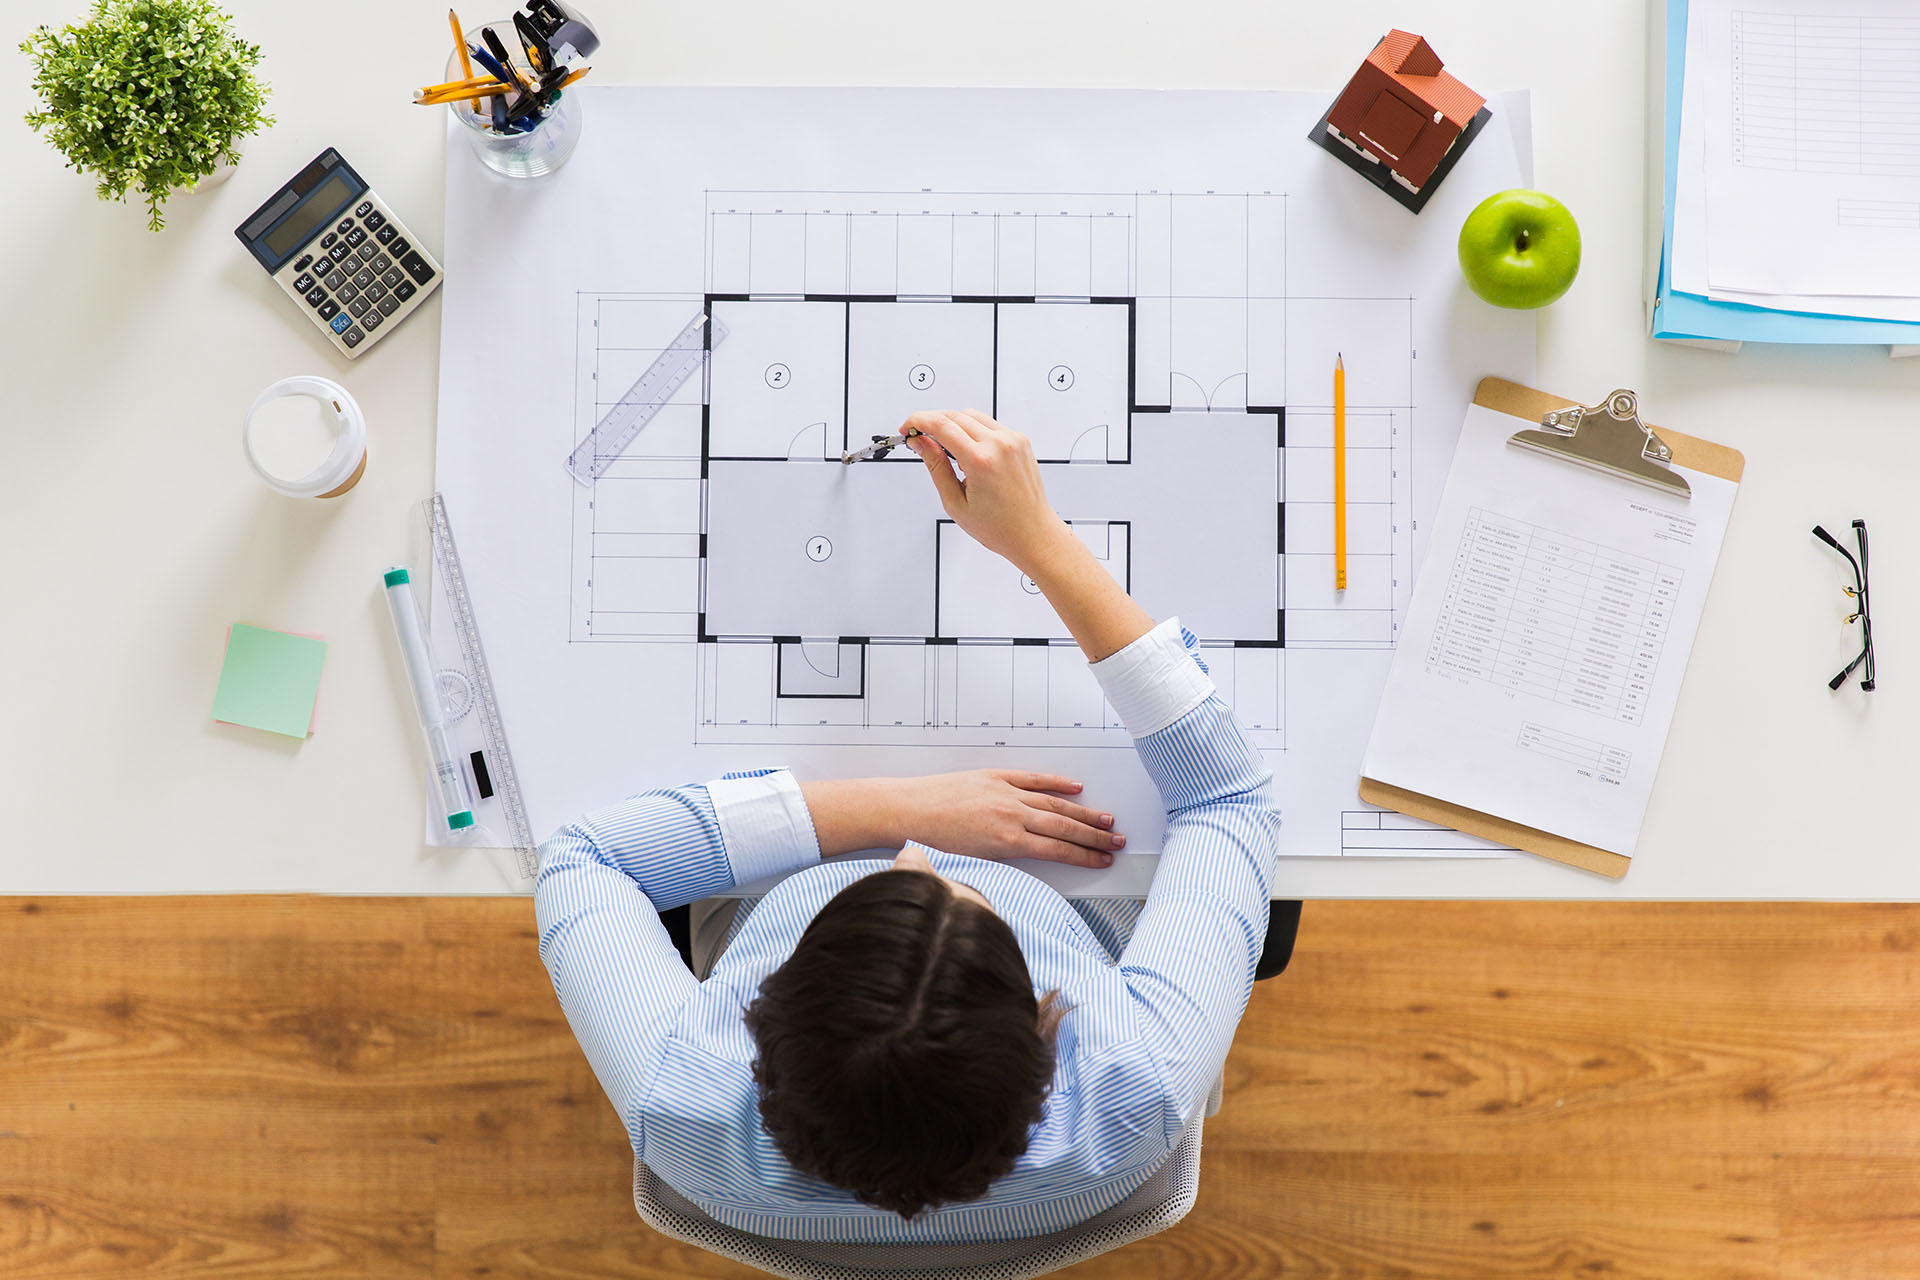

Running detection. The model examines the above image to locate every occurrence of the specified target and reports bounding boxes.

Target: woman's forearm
[1017,523,1157,664]
[796,777,912,856]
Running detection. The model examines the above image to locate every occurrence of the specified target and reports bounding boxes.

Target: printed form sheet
[1696,0,1920,301]
[433,88,1536,886]
[1362,404,1738,856]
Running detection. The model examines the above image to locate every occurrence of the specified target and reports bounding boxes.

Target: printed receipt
[1362,403,1738,856]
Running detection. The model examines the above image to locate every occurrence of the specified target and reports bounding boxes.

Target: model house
[1324,30,1487,198]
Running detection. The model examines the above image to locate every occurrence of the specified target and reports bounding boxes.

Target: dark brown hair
[743,868,1065,1219]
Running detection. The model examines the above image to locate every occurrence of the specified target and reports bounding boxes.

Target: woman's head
[742,861,1063,1219]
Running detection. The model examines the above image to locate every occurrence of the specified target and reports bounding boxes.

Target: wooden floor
[4,898,1918,1279]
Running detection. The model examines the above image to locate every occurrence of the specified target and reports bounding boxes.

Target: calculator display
[263,173,355,259]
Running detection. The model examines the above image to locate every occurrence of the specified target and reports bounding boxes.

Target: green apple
[1457,189,1581,309]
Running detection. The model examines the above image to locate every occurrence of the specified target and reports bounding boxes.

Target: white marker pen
[383,567,476,831]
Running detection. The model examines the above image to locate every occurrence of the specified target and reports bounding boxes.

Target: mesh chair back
[630,1119,1203,1280]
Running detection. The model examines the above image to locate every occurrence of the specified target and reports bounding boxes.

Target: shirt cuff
[707,769,821,887]
[1088,616,1215,738]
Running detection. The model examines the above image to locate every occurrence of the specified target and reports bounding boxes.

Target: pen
[469,42,520,92]
[481,26,532,90]
[504,92,544,127]
[1334,353,1348,592]
[382,567,476,832]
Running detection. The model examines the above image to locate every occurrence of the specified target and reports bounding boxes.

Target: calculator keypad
[271,185,440,358]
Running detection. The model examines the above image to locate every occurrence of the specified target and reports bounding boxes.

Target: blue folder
[1652,0,1920,344]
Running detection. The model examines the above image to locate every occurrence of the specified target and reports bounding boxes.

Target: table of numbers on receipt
[1426,508,1682,726]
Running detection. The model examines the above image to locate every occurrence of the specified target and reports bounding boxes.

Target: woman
[536,408,1280,1243]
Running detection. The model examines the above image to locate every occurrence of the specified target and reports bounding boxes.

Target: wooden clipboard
[1357,376,1745,879]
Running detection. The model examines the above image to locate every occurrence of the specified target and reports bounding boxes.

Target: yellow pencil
[448,9,486,115]
[416,73,507,96]
[449,11,473,75]
[1334,353,1348,592]
[415,83,513,106]
[554,65,591,90]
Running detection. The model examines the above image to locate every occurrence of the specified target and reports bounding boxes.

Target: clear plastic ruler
[565,309,729,484]
[427,493,538,879]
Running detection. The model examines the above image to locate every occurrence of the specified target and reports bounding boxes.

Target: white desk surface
[4,1,1911,899]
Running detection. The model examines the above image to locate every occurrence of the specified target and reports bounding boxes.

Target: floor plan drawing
[569,189,1419,753]
[437,87,1536,871]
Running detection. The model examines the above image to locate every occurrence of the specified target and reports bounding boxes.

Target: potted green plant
[21,0,273,231]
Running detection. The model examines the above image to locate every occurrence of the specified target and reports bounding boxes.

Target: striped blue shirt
[536,618,1280,1243]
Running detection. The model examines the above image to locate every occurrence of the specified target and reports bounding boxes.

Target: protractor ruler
[566,309,729,485]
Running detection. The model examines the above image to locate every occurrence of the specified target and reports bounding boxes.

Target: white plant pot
[175,139,244,194]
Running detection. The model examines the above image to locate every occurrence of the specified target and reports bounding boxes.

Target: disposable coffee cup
[243,376,368,499]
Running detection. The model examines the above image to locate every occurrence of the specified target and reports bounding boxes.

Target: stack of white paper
[1672,0,1920,322]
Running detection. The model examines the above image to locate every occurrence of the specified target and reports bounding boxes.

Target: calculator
[234,149,442,359]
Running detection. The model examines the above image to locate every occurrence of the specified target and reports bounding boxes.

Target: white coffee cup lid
[243,376,367,499]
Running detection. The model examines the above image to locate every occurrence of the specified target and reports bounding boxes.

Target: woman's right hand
[902,410,1071,575]
[905,408,1155,662]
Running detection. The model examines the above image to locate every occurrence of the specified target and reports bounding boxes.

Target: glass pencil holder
[446,22,584,180]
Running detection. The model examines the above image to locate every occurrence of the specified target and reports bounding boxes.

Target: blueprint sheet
[433,88,1536,891]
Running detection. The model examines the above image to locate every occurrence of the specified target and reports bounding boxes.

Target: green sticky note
[211,624,329,739]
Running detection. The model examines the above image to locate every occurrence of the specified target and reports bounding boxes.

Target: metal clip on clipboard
[1507,388,1692,500]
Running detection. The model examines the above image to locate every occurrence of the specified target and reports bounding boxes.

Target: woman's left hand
[896,769,1124,868]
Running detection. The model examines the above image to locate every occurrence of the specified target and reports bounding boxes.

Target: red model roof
[1365,29,1485,129]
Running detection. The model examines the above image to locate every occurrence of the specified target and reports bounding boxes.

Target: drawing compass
[841,428,921,465]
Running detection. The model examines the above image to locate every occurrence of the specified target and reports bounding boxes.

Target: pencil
[415,83,513,106]
[415,74,508,97]
[1334,353,1347,592]
[554,65,591,90]
[449,9,474,78]
[447,8,484,115]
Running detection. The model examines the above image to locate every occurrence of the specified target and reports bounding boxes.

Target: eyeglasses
[1813,520,1874,692]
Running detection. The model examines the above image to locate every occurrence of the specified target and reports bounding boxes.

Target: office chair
[631,1105,1209,1280]
[632,898,1299,1277]
[657,898,1302,981]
